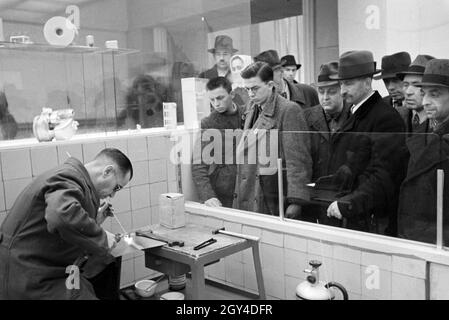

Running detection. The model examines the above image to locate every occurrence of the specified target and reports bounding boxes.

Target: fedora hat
[373,51,411,80]
[208,35,238,54]
[254,50,285,70]
[415,59,449,88]
[329,50,381,80]
[281,55,301,69]
[314,61,340,87]
[396,55,436,80]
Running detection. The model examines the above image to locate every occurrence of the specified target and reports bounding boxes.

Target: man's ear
[230,91,236,99]
[103,165,114,177]
[267,80,276,89]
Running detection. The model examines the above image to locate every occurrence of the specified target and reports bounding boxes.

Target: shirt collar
[351,90,375,114]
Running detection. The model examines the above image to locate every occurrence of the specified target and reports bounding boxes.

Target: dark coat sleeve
[338,108,406,219]
[281,102,313,203]
[44,175,110,257]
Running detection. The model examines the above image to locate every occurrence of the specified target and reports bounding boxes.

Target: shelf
[0,41,139,56]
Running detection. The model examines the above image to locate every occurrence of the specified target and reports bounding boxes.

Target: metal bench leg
[251,242,266,299]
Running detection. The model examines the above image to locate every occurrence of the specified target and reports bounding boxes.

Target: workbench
[138,223,266,300]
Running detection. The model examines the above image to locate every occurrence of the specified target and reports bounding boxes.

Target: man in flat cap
[281,54,301,84]
[396,55,435,134]
[199,35,238,81]
[324,50,406,234]
[254,50,319,110]
[374,51,411,108]
[398,59,449,244]
[300,61,350,224]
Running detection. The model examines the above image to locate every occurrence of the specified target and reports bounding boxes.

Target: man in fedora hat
[254,49,319,110]
[323,50,406,234]
[374,51,411,108]
[395,55,435,134]
[199,35,238,81]
[281,54,301,84]
[297,61,350,223]
[398,59,449,244]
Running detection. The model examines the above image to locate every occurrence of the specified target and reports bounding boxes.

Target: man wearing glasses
[233,61,312,217]
[0,148,133,299]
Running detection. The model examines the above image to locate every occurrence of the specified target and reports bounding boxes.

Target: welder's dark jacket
[0,158,111,300]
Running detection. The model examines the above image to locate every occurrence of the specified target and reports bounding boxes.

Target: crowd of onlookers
[192,35,449,246]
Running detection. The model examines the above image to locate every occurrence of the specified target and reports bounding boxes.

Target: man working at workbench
[0,148,133,300]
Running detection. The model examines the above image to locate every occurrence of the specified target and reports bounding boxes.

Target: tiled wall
[0,132,180,288]
[184,211,445,300]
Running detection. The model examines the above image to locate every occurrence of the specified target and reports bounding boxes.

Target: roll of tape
[43,16,77,46]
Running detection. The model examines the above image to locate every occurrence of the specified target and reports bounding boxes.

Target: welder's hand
[285,204,302,219]
[205,197,222,207]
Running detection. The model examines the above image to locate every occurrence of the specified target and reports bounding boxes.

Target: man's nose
[422,95,430,108]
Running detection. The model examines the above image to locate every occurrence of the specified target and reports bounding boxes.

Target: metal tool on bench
[134,230,185,247]
[211,227,260,241]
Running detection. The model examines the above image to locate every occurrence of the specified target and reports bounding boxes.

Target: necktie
[412,113,420,131]
[250,104,261,128]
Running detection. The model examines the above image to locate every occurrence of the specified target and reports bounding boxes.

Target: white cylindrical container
[163,102,177,130]
[86,35,94,47]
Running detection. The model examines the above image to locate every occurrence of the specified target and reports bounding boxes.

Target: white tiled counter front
[0,128,181,288]
[185,202,449,300]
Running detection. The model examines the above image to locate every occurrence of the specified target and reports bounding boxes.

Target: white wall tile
[149,159,167,183]
[110,211,132,234]
[167,162,178,182]
[151,206,160,224]
[120,258,135,288]
[127,137,148,162]
[392,256,426,279]
[204,217,224,230]
[285,275,302,300]
[261,230,283,247]
[430,263,449,300]
[261,244,284,273]
[361,267,392,300]
[306,254,334,281]
[148,136,168,160]
[206,259,226,281]
[82,142,106,162]
[333,245,361,265]
[284,248,308,278]
[149,181,167,207]
[57,144,83,164]
[308,239,333,257]
[31,146,58,177]
[242,225,262,238]
[361,251,392,271]
[167,181,179,193]
[244,262,258,291]
[130,185,151,211]
[0,182,5,212]
[391,273,426,300]
[284,234,307,252]
[333,260,362,295]
[106,139,128,153]
[132,207,151,230]
[4,178,32,210]
[263,268,285,299]
[130,161,149,186]
[225,260,244,288]
[348,292,363,300]
[1,149,32,180]
[189,214,207,226]
[109,188,131,214]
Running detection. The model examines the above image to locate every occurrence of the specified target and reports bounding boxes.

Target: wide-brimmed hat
[254,50,285,70]
[329,50,381,80]
[415,59,449,88]
[314,61,340,87]
[281,55,301,69]
[396,55,436,80]
[373,51,411,80]
[208,35,238,54]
